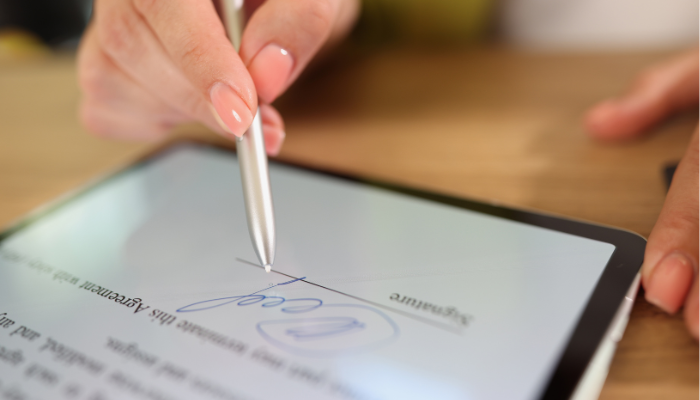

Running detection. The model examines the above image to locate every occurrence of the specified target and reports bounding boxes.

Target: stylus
[215,0,276,273]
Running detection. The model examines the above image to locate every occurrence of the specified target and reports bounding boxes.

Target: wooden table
[0,48,697,399]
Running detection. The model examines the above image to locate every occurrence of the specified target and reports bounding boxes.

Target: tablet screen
[0,144,618,400]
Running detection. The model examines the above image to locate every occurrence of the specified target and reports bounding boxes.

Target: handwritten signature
[177,277,399,357]
[177,277,322,314]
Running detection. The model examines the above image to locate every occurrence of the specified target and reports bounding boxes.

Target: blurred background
[0,0,697,60]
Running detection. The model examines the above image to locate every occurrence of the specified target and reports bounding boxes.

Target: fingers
[131,0,256,136]
[240,0,358,104]
[92,0,228,136]
[83,0,331,152]
[585,49,699,140]
[78,25,187,141]
[260,104,286,156]
[642,128,699,322]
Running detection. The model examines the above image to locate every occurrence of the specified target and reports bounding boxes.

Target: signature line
[236,258,463,335]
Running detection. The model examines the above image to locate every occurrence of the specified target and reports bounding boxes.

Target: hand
[77,0,359,155]
[585,50,699,339]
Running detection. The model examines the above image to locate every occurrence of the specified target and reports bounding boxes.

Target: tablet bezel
[0,140,645,400]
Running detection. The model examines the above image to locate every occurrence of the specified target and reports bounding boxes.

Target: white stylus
[214,0,276,273]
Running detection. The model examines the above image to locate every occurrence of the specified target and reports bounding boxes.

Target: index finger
[132,0,256,136]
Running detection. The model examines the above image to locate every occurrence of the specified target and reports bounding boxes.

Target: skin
[585,49,699,339]
[77,0,359,155]
[79,1,697,338]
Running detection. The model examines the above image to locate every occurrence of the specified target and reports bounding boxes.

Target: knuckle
[178,38,209,72]
[77,53,116,104]
[79,104,110,138]
[95,7,139,60]
[679,203,699,227]
[77,63,107,102]
[298,0,334,38]
[132,0,160,17]
[662,202,698,236]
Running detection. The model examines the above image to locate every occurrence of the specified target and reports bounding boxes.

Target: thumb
[585,50,699,141]
[642,127,699,338]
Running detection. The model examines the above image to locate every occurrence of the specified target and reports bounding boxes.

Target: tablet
[0,141,644,400]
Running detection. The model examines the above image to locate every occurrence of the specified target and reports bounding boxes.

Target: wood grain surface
[0,48,697,399]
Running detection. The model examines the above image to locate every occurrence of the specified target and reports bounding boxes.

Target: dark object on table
[663,163,678,191]
[0,0,91,47]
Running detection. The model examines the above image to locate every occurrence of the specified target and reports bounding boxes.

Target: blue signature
[177,277,400,357]
[177,277,322,314]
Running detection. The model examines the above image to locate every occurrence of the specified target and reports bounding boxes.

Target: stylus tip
[264,264,271,273]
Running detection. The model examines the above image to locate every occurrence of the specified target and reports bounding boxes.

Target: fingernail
[248,44,294,104]
[263,125,285,156]
[210,83,254,138]
[645,252,695,314]
[209,104,233,135]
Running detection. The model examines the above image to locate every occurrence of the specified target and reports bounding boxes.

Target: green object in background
[355,0,495,45]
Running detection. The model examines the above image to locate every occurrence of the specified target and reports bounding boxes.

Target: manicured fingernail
[263,125,285,156]
[645,252,695,314]
[248,44,294,104]
[209,104,234,135]
[210,82,253,137]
